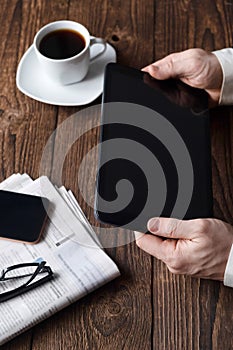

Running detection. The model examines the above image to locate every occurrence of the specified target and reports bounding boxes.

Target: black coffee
[39,29,86,59]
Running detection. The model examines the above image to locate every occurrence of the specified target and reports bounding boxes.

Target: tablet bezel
[95,63,213,231]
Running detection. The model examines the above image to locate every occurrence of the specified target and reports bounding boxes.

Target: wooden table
[1,1,233,349]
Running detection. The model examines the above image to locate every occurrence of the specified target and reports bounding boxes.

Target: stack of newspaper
[0,173,120,345]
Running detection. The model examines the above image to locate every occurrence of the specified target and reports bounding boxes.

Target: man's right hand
[142,48,223,106]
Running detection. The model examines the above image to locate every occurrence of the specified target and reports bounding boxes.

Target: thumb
[142,52,188,80]
[147,217,196,240]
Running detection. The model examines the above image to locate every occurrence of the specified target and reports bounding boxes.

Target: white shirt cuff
[212,48,233,105]
[224,243,233,287]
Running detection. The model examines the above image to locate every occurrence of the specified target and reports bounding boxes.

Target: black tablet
[94,63,212,232]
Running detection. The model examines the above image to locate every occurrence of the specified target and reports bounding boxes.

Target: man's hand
[142,49,223,106]
[135,217,233,281]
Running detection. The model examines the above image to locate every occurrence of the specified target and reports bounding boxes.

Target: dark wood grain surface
[0,1,233,349]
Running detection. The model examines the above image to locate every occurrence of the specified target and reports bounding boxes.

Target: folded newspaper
[0,173,120,345]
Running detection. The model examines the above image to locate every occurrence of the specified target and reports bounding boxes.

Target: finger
[142,52,191,80]
[147,217,198,240]
[135,232,174,260]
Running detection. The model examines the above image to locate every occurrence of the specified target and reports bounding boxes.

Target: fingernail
[148,218,160,232]
[134,231,144,240]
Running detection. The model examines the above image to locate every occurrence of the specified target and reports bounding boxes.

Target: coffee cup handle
[90,37,107,61]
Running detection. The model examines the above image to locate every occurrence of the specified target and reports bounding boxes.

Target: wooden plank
[210,108,233,350]
[0,0,59,181]
[0,0,63,348]
[37,0,155,349]
[153,1,233,349]
[154,0,233,60]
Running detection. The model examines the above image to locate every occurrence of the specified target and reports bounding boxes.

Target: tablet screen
[0,190,49,243]
[95,63,212,232]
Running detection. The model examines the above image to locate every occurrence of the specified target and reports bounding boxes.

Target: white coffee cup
[34,20,106,85]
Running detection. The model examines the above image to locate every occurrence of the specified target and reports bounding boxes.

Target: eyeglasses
[0,260,53,302]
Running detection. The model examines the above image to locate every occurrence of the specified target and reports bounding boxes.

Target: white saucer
[16,40,116,106]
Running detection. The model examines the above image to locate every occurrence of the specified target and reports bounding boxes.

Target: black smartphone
[0,190,49,243]
[94,63,212,232]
